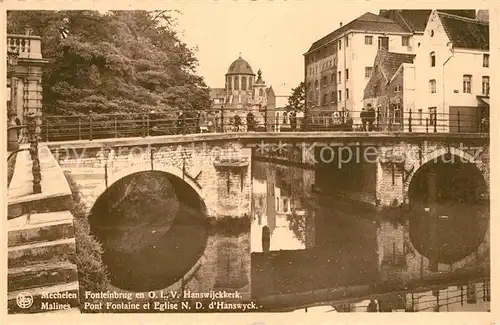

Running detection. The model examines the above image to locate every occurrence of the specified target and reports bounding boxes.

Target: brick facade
[252,138,489,208]
[51,140,252,220]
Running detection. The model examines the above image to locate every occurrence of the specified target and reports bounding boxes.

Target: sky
[169,2,377,98]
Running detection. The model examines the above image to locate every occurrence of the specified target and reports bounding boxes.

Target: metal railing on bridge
[39,108,489,142]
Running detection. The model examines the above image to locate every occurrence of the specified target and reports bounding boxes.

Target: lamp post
[7,47,20,151]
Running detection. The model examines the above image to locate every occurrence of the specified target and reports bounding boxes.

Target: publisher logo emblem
[16,292,33,309]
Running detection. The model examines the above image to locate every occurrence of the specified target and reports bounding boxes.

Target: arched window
[241,76,247,90]
[249,76,253,89]
[259,88,264,97]
[234,76,239,91]
[430,52,436,67]
[227,76,232,91]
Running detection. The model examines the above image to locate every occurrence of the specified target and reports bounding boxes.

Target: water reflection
[251,160,489,311]
[333,279,490,312]
[89,171,250,297]
[251,163,314,253]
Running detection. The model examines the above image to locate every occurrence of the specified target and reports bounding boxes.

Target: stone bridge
[45,132,489,219]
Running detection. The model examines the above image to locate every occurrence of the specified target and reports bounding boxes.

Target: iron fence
[40,108,489,142]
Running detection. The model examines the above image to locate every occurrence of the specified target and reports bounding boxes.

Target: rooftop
[306,12,407,53]
[379,50,415,81]
[226,56,255,75]
[379,10,477,33]
[437,11,489,50]
[209,88,226,99]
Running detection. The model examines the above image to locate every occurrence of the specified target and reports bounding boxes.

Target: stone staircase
[7,211,81,314]
[7,146,81,314]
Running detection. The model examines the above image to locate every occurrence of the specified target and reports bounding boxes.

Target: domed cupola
[225,55,256,92]
[226,55,255,76]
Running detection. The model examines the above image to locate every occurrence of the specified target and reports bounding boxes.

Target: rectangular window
[394,85,402,92]
[345,69,349,80]
[346,88,349,99]
[323,93,328,105]
[429,79,436,93]
[323,76,327,87]
[365,36,373,45]
[463,75,472,93]
[338,40,342,50]
[365,67,373,78]
[429,107,437,126]
[482,76,490,96]
[345,36,349,47]
[402,36,410,47]
[430,52,436,67]
[394,105,402,124]
[331,73,335,83]
[338,90,342,101]
[378,36,389,50]
[483,54,489,67]
[331,91,335,103]
[338,71,342,83]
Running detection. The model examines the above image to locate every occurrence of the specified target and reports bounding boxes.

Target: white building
[304,10,480,128]
[414,10,489,132]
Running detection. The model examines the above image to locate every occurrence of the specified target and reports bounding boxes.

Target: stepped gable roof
[437,11,489,50]
[306,12,406,53]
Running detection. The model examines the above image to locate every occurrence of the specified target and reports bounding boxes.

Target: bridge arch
[403,146,487,203]
[403,146,489,266]
[87,161,211,292]
[88,161,215,217]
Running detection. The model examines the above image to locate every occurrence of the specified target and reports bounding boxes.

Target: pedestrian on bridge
[367,105,376,131]
[290,111,297,131]
[246,112,255,131]
[361,105,369,131]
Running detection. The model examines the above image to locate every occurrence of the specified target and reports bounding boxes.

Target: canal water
[84,160,488,312]
[88,171,250,298]
[251,160,490,312]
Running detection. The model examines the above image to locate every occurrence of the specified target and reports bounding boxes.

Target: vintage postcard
[2,1,496,324]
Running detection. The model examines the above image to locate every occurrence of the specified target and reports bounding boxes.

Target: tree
[284,81,305,112]
[7,10,211,116]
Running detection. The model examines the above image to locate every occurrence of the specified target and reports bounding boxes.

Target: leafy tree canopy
[284,81,305,112]
[7,10,211,115]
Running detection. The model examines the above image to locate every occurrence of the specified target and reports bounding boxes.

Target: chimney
[340,22,343,27]
[476,10,489,22]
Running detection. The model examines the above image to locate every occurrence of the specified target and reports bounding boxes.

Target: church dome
[226,56,255,75]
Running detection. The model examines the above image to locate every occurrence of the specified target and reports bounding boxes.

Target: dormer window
[430,52,436,67]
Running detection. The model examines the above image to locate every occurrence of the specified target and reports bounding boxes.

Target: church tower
[225,55,255,107]
[253,69,268,108]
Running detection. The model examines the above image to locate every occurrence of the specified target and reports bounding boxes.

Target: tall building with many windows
[304,10,478,127]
